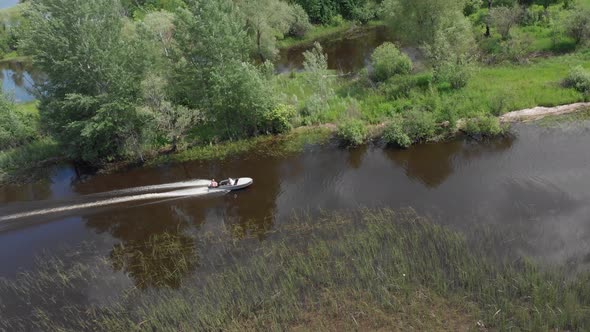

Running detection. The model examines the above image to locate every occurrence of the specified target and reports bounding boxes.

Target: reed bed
[1,209,589,331]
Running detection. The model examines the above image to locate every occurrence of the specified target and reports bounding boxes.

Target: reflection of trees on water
[0,60,43,100]
[346,144,367,169]
[459,135,514,161]
[218,155,284,240]
[386,136,514,188]
[386,141,463,188]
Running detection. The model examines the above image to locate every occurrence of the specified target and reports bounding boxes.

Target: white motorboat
[210,177,253,191]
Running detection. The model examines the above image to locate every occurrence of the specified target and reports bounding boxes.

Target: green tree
[488,5,522,39]
[120,0,186,18]
[139,74,199,151]
[293,0,371,24]
[238,0,295,61]
[303,42,333,103]
[288,3,312,37]
[21,0,149,164]
[138,11,176,61]
[382,0,468,44]
[563,8,590,45]
[423,25,475,89]
[172,0,276,139]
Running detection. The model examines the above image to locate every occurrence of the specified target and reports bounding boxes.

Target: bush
[563,66,590,94]
[0,97,38,150]
[337,119,368,146]
[379,74,424,99]
[383,115,412,148]
[329,14,345,27]
[563,8,590,45]
[488,6,522,40]
[262,104,296,134]
[436,61,472,89]
[403,110,437,142]
[498,34,533,64]
[462,116,505,138]
[370,42,412,82]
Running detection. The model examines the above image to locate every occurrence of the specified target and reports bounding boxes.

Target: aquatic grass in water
[1,209,589,331]
[150,127,332,166]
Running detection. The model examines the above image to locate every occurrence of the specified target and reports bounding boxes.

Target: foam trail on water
[86,179,213,197]
[0,187,228,222]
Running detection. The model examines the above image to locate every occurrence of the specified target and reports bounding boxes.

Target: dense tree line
[14,0,590,163]
[292,0,381,24]
[19,0,311,164]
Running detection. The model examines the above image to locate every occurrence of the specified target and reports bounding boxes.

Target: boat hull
[213,177,253,191]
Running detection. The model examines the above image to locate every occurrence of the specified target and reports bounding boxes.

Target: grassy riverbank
[148,126,333,166]
[1,209,589,330]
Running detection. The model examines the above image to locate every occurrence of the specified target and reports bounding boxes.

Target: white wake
[0,187,228,222]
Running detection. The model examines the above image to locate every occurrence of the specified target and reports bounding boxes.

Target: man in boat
[210,179,218,188]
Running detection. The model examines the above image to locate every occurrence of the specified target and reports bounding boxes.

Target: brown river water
[1,122,590,283]
[276,25,423,73]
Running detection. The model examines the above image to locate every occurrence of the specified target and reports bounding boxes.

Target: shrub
[0,97,38,150]
[403,110,437,142]
[379,75,421,99]
[337,119,368,146]
[383,115,412,148]
[462,116,505,138]
[262,104,296,134]
[488,6,522,40]
[436,61,472,89]
[498,34,533,64]
[329,14,345,27]
[564,66,590,94]
[370,42,413,82]
[563,8,590,45]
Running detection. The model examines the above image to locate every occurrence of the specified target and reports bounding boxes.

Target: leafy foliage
[240,0,301,61]
[462,116,505,138]
[383,0,468,45]
[293,0,374,24]
[21,0,149,164]
[423,21,476,89]
[262,104,296,134]
[337,118,368,146]
[167,0,278,140]
[489,5,523,40]
[383,114,411,148]
[301,42,334,120]
[564,65,590,94]
[139,74,199,150]
[289,3,313,37]
[370,42,412,82]
[403,110,438,143]
[0,94,37,150]
[563,7,590,45]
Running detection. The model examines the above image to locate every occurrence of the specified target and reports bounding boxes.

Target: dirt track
[499,102,590,122]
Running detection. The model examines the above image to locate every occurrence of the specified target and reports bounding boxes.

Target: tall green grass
[0,138,61,183]
[2,209,589,331]
[279,51,590,136]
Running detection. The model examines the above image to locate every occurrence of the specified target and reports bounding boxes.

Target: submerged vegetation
[1,209,589,330]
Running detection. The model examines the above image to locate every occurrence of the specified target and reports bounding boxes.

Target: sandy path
[499,102,590,122]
